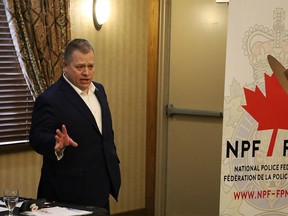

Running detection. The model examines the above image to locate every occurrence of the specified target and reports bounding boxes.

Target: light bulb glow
[95,0,110,25]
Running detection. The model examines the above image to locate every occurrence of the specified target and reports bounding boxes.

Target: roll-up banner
[220,0,288,215]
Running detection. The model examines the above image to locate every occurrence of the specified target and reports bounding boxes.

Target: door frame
[154,0,171,215]
[146,0,160,215]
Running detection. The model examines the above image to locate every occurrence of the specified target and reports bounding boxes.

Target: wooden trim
[112,208,146,216]
[154,0,171,214]
[146,0,160,215]
[0,144,31,153]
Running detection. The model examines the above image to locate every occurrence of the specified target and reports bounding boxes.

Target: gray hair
[64,38,94,63]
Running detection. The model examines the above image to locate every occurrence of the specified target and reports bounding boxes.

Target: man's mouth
[81,79,90,84]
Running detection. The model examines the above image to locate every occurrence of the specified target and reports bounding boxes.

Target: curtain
[3,0,71,97]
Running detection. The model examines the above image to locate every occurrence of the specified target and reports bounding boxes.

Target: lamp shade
[93,0,110,30]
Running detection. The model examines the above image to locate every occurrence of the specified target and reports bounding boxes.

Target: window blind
[0,2,34,147]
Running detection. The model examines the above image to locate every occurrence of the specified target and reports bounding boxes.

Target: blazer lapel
[94,84,109,136]
[59,77,101,134]
[94,88,104,133]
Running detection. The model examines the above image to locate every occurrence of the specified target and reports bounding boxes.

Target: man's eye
[76,65,85,70]
[88,65,94,69]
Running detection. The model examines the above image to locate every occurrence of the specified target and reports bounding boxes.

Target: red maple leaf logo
[242,73,288,156]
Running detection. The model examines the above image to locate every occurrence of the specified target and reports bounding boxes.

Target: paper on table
[21,206,92,216]
[0,206,7,212]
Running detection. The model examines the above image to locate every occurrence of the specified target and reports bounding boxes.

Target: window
[0,2,34,150]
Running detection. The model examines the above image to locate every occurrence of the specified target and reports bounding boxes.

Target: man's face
[64,50,95,93]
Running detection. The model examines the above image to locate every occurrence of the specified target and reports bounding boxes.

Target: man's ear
[61,59,67,67]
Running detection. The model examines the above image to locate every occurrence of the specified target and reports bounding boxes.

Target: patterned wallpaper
[70,0,148,213]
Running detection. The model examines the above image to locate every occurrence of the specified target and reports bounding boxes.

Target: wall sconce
[93,0,111,30]
[216,0,229,2]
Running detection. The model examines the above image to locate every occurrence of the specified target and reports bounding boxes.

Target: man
[29,38,121,213]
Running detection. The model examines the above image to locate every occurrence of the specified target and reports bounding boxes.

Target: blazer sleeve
[29,93,60,161]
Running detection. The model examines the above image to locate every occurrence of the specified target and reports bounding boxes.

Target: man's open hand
[55,124,78,150]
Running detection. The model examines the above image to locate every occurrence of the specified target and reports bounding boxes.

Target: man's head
[63,38,95,93]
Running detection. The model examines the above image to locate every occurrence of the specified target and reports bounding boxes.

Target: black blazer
[29,76,121,207]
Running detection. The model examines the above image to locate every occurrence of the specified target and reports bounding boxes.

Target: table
[0,198,108,216]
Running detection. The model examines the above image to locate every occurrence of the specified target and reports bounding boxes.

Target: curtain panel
[3,0,71,97]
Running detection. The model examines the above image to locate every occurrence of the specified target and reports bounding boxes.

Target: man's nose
[82,68,89,75]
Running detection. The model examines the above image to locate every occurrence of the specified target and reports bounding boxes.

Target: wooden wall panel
[0,150,41,198]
